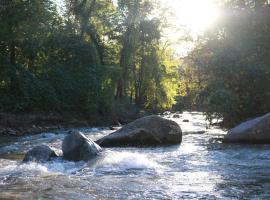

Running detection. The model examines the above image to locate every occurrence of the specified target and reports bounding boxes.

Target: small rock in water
[62,130,102,161]
[173,114,180,118]
[109,126,121,130]
[23,145,58,163]
[6,128,18,136]
[183,119,189,122]
[186,130,205,135]
[209,137,223,144]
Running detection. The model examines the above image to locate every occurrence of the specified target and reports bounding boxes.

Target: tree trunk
[87,27,104,64]
[135,46,145,106]
[116,25,134,99]
[116,78,123,99]
[9,41,15,65]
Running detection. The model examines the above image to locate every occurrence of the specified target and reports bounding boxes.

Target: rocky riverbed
[0,112,270,199]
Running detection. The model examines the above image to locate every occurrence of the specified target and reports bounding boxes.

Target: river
[0,112,270,199]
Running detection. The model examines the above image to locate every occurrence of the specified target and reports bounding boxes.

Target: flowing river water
[0,112,270,199]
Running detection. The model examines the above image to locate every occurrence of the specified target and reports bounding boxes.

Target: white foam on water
[91,128,101,132]
[164,111,214,134]
[0,151,162,178]
[0,160,49,177]
[43,160,86,174]
[0,158,87,178]
[95,151,163,172]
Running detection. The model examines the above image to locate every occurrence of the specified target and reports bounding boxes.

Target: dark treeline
[0,0,269,126]
[0,0,178,123]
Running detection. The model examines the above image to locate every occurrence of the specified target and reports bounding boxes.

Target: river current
[0,112,270,199]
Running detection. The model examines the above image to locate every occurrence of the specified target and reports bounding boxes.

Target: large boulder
[23,145,58,163]
[223,112,270,144]
[62,131,102,161]
[96,115,182,147]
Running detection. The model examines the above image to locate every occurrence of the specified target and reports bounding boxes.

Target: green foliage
[198,82,237,124]
[2,0,269,126]
[181,0,270,126]
[0,1,105,115]
[115,0,178,111]
[0,64,58,112]
[0,0,179,119]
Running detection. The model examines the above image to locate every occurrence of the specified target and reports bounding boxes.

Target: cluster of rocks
[23,115,182,163]
[23,131,102,163]
[0,126,61,136]
[22,111,270,163]
[0,112,90,136]
[0,128,18,136]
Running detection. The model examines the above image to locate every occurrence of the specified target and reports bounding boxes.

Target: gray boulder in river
[23,145,58,163]
[96,115,182,147]
[223,112,270,144]
[62,131,102,161]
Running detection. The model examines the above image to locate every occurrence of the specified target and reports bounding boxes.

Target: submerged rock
[96,115,182,147]
[109,126,121,131]
[62,131,102,161]
[173,114,180,118]
[223,112,270,144]
[23,145,58,163]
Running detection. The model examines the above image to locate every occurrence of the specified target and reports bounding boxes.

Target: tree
[0,0,180,118]
[67,0,116,65]
[183,0,270,126]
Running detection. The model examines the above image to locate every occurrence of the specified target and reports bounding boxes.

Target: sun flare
[161,0,221,55]
[172,0,220,33]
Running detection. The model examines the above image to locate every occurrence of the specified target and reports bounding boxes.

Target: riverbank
[0,110,150,136]
[0,112,90,136]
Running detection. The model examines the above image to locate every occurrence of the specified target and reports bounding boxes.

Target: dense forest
[0,0,269,127]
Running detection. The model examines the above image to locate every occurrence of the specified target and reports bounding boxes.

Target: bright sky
[54,0,221,56]
[171,0,219,33]
[161,0,220,56]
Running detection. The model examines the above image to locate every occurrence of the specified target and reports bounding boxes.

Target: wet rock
[96,115,182,147]
[173,114,180,118]
[223,112,270,144]
[0,128,19,136]
[6,128,17,135]
[185,130,206,135]
[0,128,5,135]
[109,126,121,131]
[209,137,223,144]
[62,131,102,161]
[183,119,189,122]
[23,145,58,163]
[196,130,206,134]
